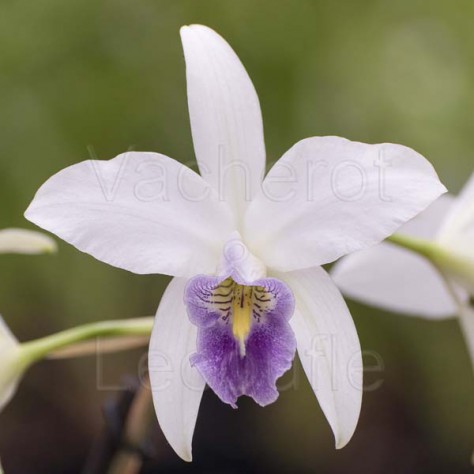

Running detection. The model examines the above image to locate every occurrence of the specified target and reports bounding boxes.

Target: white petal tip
[437,185,448,198]
[0,228,57,255]
[180,24,204,37]
[333,424,357,449]
[180,25,224,44]
[179,451,193,463]
[180,24,211,32]
[38,237,58,254]
[335,437,350,450]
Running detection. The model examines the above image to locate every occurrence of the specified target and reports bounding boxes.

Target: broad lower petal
[244,136,446,271]
[149,278,205,462]
[0,228,56,255]
[25,152,234,277]
[274,266,362,449]
[181,25,266,219]
[332,195,468,318]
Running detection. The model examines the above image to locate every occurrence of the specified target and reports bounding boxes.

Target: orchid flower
[24,24,446,461]
[332,174,474,364]
[0,228,56,254]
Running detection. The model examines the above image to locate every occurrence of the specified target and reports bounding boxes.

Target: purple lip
[184,274,296,407]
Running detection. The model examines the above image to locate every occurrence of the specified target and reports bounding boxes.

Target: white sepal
[181,24,266,220]
[275,266,362,449]
[149,278,205,462]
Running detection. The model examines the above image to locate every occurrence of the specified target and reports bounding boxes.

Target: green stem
[20,317,154,365]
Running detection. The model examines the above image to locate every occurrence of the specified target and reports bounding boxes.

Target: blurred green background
[1,0,473,472]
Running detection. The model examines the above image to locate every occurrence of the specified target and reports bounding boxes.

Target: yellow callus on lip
[210,278,274,357]
[232,284,253,357]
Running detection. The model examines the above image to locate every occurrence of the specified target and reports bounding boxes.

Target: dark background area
[0,0,473,472]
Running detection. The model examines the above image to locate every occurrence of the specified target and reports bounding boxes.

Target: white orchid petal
[181,25,266,218]
[332,194,468,318]
[0,315,23,412]
[25,152,234,277]
[0,228,56,255]
[438,173,474,260]
[275,267,362,449]
[149,277,205,462]
[245,137,446,271]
